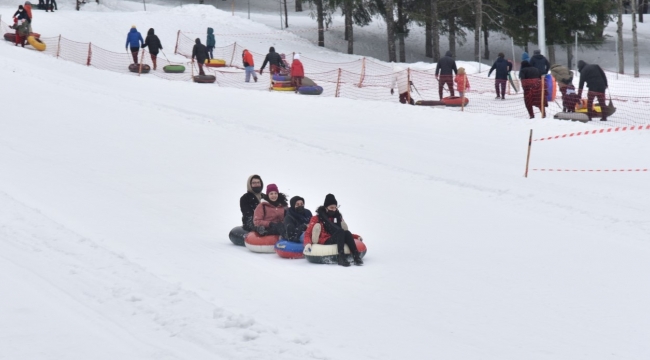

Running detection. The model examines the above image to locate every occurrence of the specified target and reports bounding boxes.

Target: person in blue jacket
[125,25,144,64]
[206,27,215,60]
[487,53,513,100]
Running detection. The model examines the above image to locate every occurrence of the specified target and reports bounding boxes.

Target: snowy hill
[1,4,650,360]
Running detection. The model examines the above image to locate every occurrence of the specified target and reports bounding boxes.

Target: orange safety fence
[3,21,650,127]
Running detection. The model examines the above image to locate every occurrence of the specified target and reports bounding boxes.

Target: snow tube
[245,232,280,253]
[273,82,294,88]
[4,32,40,42]
[163,64,186,73]
[575,99,617,118]
[273,74,292,82]
[303,236,367,264]
[301,76,317,87]
[553,112,590,123]
[27,36,46,51]
[297,86,323,95]
[128,64,151,73]
[193,75,216,83]
[545,74,556,102]
[274,235,305,259]
[442,96,469,107]
[271,86,296,92]
[205,59,226,68]
[228,226,249,246]
[415,100,446,106]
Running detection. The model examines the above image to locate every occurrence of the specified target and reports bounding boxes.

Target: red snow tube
[442,96,469,107]
[245,233,280,253]
[4,32,40,42]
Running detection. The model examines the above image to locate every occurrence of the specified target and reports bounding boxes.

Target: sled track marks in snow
[0,191,328,360]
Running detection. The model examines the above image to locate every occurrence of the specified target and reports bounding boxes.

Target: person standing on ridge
[143,28,162,70]
[206,27,215,60]
[488,53,513,100]
[192,38,209,76]
[435,50,458,100]
[242,49,257,83]
[125,25,144,65]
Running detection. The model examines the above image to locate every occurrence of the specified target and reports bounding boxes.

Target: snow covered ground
[1,4,650,360]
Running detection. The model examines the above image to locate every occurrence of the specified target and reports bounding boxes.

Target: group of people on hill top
[240,175,363,267]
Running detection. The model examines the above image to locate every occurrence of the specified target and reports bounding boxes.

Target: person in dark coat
[143,28,163,70]
[192,38,209,76]
[14,5,30,22]
[283,196,313,242]
[125,26,144,64]
[529,50,550,75]
[260,46,285,75]
[577,60,609,121]
[519,60,546,119]
[435,50,458,100]
[206,27,215,60]
[240,175,264,231]
[487,53,513,100]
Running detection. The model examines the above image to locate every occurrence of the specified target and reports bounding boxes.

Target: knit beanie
[266,184,279,194]
[290,196,305,208]
[323,194,337,207]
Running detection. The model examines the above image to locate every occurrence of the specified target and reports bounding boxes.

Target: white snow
[1,4,650,360]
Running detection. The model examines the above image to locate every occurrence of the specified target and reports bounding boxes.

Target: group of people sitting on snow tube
[239,174,363,267]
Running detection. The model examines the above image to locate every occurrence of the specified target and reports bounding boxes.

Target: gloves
[390,89,394,95]
[259,69,263,75]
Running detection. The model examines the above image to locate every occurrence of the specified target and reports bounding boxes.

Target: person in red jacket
[253,183,288,236]
[304,194,363,267]
[290,53,304,90]
[242,49,257,83]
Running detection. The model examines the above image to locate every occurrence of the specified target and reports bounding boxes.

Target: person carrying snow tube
[487,53,513,100]
[435,50,457,100]
[206,27,215,59]
[143,28,162,70]
[304,194,363,267]
[291,54,304,90]
[242,49,257,83]
[253,184,287,236]
[577,60,609,121]
[192,38,209,76]
[125,25,144,65]
[454,67,470,98]
[259,46,284,76]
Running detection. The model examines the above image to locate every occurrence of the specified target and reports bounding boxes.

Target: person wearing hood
[550,64,576,111]
[487,53,513,100]
[283,196,313,243]
[529,50,550,75]
[253,184,288,236]
[577,60,608,121]
[291,54,305,90]
[519,60,547,119]
[390,66,414,105]
[192,38,209,76]
[435,50,458,100]
[125,26,144,65]
[23,1,33,19]
[240,175,264,231]
[143,28,163,70]
[304,194,363,267]
[13,5,30,22]
[206,27,215,60]
[242,49,257,83]
[260,46,284,75]
[521,52,530,63]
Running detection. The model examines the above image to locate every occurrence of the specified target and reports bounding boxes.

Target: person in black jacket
[283,196,313,243]
[240,175,264,231]
[529,50,550,75]
[577,60,609,121]
[13,5,30,22]
[435,50,458,100]
[259,46,284,75]
[143,28,163,70]
[487,53,513,100]
[519,60,546,119]
[192,38,209,76]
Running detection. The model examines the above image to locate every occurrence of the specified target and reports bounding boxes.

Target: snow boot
[352,252,364,266]
[337,254,350,267]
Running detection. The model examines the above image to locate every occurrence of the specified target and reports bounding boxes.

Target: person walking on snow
[242,49,257,83]
[529,49,550,75]
[290,54,304,90]
[488,53,513,100]
[125,26,144,65]
[260,46,285,75]
[253,184,288,236]
[519,60,547,119]
[435,50,458,100]
[454,67,470,98]
[304,194,363,267]
[283,196,313,243]
[577,60,609,121]
[390,66,414,105]
[206,27,215,60]
[240,175,264,231]
[10,19,29,47]
[143,28,162,70]
[192,38,209,76]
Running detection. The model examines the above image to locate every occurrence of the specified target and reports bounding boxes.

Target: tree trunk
[425,0,432,58]
[295,0,302,12]
[432,0,440,61]
[474,0,482,62]
[639,0,644,22]
[595,5,606,40]
[316,0,324,47]
[547,44,555,65]
[397,0,406,62]
[448,12,456,55]
[385,0,397,62]
[632,0,639,77]
[346,1,353,54]
[566,44,573,69]
[283,0,289,28]
[617,0,625,74]
[483,27,490,59]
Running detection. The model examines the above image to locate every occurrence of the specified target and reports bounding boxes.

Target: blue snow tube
[274,234,305,259]
[297,86,323,95]
[273,74,291,82]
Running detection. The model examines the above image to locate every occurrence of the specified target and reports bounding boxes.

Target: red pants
[438,75,455,99]
[587,91,607,120]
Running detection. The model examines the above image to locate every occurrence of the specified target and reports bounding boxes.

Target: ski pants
[495,79,507,98]
[587,91,607,120]
[130,47,139,64]
[207,46,214,59]
[324,230,359,256]
[245,66,256,82]
[438,75,454,99]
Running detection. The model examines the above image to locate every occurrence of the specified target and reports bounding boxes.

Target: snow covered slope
[1,5,650,360]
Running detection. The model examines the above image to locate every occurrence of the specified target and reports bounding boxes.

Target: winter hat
[290,196,305,208]
[323,194,338,208]
[131,25,136,29]
[269,46,275,52]
[266,184,279,194]
[533,49,541,55]
[521,52,530,62]
[498,52,504,58]
[294,53,300,60]
[458,67,466,75]
[445,50,453,57]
